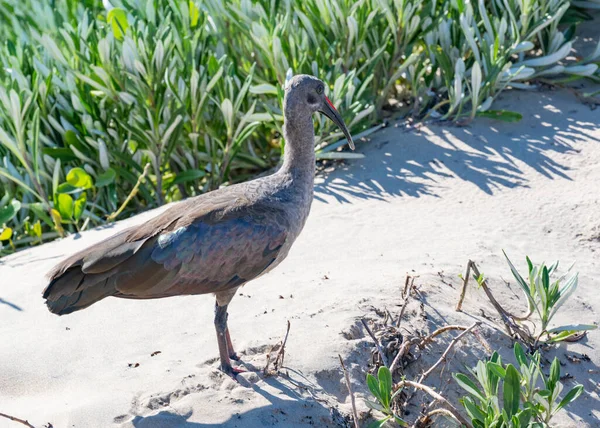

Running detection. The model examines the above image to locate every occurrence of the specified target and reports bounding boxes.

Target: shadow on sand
[128,369,348,428]
[315,91,599,203]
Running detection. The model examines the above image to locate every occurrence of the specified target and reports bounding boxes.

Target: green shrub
[1,0,599,253]
[455,343,584,427]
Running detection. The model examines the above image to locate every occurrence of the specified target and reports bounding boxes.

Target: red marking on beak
[325,96,337,111]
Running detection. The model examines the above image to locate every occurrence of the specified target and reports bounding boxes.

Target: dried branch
[455,261,471,311]
[418,325,470,348]
[0,412,35,428]
[264,320,291,375]
[338,355,360,428]
[397,275,416,327]
[361,318,389,367]
[389,335,420,374]
[457,260,534,344]
[273,320,291,371]
[418,322,481,384]
[396,380,472,428]
[413,408,464,427]
[107,163,151,222]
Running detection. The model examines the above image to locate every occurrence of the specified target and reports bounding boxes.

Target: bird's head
[284,74,354,150]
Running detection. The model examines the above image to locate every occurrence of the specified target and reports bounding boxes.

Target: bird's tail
[43,268,116,315]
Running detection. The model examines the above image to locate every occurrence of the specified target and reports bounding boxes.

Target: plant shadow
[315,90,599,203]
[125,364,351,428]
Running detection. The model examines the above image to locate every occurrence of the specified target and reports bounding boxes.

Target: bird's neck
[279,115,316,179]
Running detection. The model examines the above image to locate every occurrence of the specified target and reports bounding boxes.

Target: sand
[2,47,600,428]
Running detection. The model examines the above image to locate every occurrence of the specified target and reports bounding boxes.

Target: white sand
[1,87,600,426]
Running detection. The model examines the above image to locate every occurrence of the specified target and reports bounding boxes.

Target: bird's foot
[220,364,246,379]
[229,352,241,361]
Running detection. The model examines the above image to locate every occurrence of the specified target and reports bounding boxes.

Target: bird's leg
[225,328,240,361]
[214,302,243,377]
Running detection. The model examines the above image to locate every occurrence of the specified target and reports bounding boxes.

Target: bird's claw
[220,364,246,379]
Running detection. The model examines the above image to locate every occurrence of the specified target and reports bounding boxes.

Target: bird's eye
[316,86,324,94]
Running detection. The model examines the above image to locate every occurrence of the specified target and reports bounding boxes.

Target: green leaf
[43,147,77,162]
[514,342,528,367]
[367,373,382,403]
[548,358,560,390]
[50,208,65,235]
[555,385,583,413]
[172,169,205,185]
[454,373,486,402]
[503,364,520,418]
[56,183,80,194]
[547,324,597,333]
[64,130,80,147]
[548,324,597,342]
[189,0,200,28]
[487,362,506,379]
[250,84,279,94]
[96,168,117,187]
[462,396,487,422]
[504,251,536,312]
[377,366,392,407]
[0,200,21,224]
[542,266,550,293]
[367,417,391,428]
[108,8,129,40]
[56,193,74,220]
[33,221,42,238]
[66,167,93,190]
[477,110,523,122]
[29,203,54,228]
[73,193,87,222]
[207,55,220,76]
[0,227,13,241]
[516,408,532,426]
[393,415,408,426]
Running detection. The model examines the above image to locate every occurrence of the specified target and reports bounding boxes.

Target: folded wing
[43,200,288,315]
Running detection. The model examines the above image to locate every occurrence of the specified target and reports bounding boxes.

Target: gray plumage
[42,74,354,375]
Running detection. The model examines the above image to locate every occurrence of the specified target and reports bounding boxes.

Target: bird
[42,74,355,377]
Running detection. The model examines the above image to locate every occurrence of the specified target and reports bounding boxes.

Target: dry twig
[389,336,420,374]
[338,355,360,428]
[0,412,35,428]
[418,324,470,348]
[361,318,389,367]
[456,260,533,344]
[264,320,291,375]
[455,261,471,311]
[107,163,151,222]
[413,408,464,427]
[418,322,481,384]
[397,275,417,327]
[396,380,472,428]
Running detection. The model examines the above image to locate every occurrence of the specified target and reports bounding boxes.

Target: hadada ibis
[42,75,355,376]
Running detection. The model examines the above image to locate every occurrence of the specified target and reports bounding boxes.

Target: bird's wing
[114,205,289,298]
[43,192,289,313]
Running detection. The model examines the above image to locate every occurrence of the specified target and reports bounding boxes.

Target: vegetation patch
[1,0,599,254]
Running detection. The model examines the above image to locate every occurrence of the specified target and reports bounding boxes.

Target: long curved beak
[319,97,355,150]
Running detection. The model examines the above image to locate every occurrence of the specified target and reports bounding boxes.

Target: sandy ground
[2,27,600,427]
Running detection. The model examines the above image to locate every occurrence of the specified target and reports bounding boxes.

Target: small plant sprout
[504,251,597,347]
[365,366,408,427]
